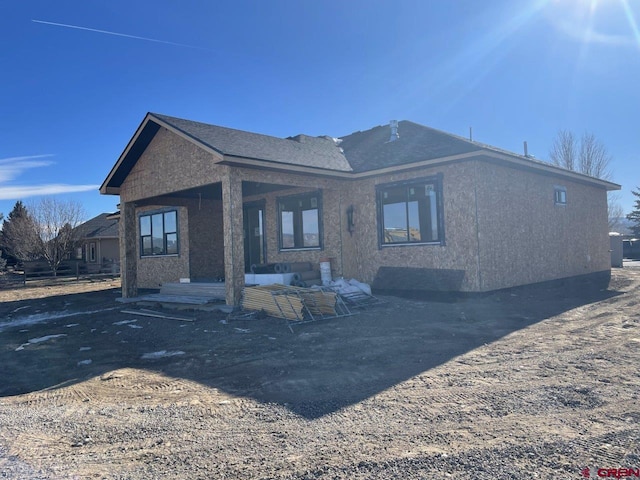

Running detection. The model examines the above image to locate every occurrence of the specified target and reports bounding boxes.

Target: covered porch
[119,172,347,305]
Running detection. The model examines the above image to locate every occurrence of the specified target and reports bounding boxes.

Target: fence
[0,260,120,288]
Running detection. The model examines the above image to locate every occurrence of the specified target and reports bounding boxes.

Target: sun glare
[548,0,640,49]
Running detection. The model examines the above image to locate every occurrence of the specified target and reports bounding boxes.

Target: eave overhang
[101,115,621,195]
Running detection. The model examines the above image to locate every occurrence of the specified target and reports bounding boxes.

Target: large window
[377,176,444,246]
[278,192,322,250]
[140,210,178,256]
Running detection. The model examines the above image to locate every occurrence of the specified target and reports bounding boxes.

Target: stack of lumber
[241,284,338,321]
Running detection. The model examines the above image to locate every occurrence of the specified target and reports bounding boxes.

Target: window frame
[139,209,179,257]
[554,185,567,206]
[277,191,323,251]
[376,174,445,248]
[88,242,97,263]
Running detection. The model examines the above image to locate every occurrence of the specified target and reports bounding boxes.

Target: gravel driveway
[0,270,638,479]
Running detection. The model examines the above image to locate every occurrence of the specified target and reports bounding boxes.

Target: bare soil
[0,270,639,479]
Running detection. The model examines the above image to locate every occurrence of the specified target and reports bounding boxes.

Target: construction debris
[241,284,352,323]
[324,278,382,308]
[121,309,195,322]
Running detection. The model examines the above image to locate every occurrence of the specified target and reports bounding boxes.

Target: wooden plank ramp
[160,282,225,299]
[117,281,225,307]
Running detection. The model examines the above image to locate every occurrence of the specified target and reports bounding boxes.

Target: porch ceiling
[141,181,294,203]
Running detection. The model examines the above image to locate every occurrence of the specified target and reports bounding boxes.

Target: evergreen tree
[0,201,41,263]
[627,188,640,236]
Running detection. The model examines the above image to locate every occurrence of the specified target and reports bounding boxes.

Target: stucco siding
[474,160,610,291]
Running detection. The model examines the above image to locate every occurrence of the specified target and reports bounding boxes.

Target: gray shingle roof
[152,113,352,172]
[339,121,480,173]
[102,114,619,194]
[74,213,119,239]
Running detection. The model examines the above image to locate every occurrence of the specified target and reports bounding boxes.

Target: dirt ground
[0,270,639,479]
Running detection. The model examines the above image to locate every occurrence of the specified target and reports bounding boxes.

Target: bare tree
[2,198,86,274]
[608,191,624,232]
[549,130,612,180]
[0,201,42,262]
[579,133,612,180]
[549,129,618,229]
[29,198,85,275]
[549,130,578,172]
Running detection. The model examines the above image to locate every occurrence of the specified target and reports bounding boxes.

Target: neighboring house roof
[101,113,621,194]
[74,213,119,239]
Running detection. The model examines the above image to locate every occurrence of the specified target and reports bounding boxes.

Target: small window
[89,242,96,262]
[554,186,567,205]
[278,192,322,250]
[139,210,179,256]
[377,176,444,246]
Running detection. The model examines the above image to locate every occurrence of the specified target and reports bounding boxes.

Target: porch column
[120,201,138,298]
[222,171,245,305]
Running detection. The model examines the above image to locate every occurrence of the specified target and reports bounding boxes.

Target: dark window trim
[243,199,268,266]
[139,208,179,258]
[376,174,445,248]
[277,190,323,251]
[554,185,567,206]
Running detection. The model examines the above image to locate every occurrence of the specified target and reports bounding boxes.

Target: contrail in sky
[32,19,208,51]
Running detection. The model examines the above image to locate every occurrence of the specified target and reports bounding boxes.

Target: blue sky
[2,0,639,222]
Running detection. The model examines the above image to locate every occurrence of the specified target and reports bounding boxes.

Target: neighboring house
[100,113,620,305]
[73,213,120,273]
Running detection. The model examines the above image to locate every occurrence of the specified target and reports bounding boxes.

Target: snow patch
[0,307,120,333]
[77,359,92,366]
[141,350,185,360]
[28,334,67,344]
[15,334,67,351]
[113,319,137,326]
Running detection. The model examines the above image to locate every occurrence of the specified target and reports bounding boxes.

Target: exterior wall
[135,205,190,289]
[98,238,120,262]
[188,198,224,280]
[474,160,610,291]
[120,202,137,297]
[237,167,348,279]
[119,127,226,203]
[341,162,482,291]
[81,238,119,273]
[113,126,611,298]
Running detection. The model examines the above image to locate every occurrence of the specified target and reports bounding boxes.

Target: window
[377,176,444,246]
[278,192,322,250]
[140,210,178,256]
[89,242,96,262]
[554,186,567,205]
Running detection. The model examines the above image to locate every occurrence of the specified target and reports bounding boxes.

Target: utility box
[610,232,623,268]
